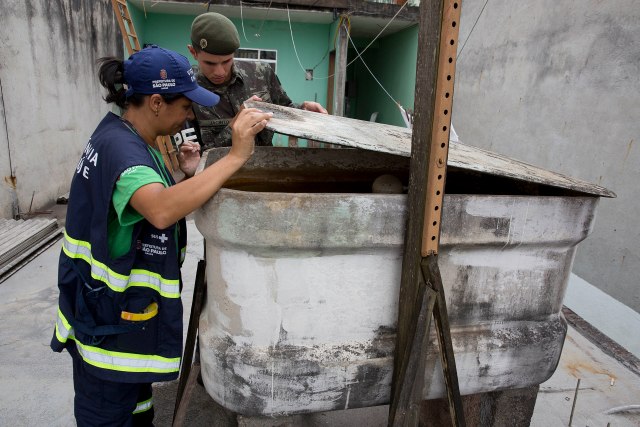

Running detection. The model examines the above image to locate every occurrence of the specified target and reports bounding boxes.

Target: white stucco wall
[453,0,640,312]
[0,0,122,218]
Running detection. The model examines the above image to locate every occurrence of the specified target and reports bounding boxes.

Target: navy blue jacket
[52,112,187,383]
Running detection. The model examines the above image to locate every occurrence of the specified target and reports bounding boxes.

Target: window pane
[260,50,277,61]
[237,49,259,59]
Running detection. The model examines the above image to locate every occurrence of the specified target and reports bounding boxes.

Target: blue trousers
[72,356,154,426]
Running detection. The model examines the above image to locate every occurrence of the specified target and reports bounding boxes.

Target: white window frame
[235,48,277,73]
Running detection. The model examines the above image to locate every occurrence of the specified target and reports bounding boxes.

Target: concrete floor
[1,218,639,426]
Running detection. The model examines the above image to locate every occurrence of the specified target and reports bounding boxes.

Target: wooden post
[389,0,443,420]
[389,0,464,425]
[173,260,207,425]
[333,16,348,117]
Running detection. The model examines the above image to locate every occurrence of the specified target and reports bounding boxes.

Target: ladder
[111,0,140,56]
[109,0,180,174]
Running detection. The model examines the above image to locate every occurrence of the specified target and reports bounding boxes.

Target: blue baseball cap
[123,45,219,107]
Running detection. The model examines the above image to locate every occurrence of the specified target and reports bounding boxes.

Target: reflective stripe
[74,337,180,374]
[55,307,180,373]
[128,270,179,298]
[133,397,153,414]
[62,231,180,298]
[55,308,73,343]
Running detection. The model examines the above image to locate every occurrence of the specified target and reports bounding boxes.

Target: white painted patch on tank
[213,249,402,348]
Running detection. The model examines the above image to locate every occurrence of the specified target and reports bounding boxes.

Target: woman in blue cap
[50,45,271,426]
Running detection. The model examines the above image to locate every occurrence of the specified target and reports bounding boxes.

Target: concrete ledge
[565,273,640,358]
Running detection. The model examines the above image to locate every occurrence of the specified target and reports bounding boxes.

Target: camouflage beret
[191,12,240,55]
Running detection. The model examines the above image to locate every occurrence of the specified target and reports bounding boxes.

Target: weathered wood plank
[390,276,437,426]
[422,255,466,425]
[243,101,615,198]
[245,100,412,155]
[173,260,207,423]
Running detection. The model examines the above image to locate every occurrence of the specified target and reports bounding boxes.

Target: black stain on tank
[214,336,269,416]
[368,325,396,358]
[341,363,393,409]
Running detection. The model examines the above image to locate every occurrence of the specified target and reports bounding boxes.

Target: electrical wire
[239,0,250,42]
[286,10,405,119]
[255,0,273,38]
[284,1,409,120]
[345,1,407,69]
[287,4,407,80]
[287,4,309,74]
[457,0,489,61]
[344,20,399,107]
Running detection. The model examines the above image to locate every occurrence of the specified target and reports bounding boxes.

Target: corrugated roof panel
[0,218,60,280]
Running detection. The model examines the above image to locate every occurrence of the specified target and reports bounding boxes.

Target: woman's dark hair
[97,56,184,109]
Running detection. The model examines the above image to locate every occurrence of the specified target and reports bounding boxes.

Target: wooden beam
[266,0,349,8]
[333,16,348,117]
[166,0,346,10]
[165,0,419,21]
[350,0,419,20]
[390,267,438,426]
[173,260,207,423]
[326,52,336,115]
[421,255,466,425]
[388,0,444,424]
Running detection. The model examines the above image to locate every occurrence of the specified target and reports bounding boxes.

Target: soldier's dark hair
[97,56,183,109]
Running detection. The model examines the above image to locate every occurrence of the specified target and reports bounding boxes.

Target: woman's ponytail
[97,57,127,109]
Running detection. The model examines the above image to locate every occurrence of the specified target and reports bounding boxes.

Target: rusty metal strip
[422,0,462,256]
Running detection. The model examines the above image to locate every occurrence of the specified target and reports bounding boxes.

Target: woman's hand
[229,108,273,162]
[177,141,201,178]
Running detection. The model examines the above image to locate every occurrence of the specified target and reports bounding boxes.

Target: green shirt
[107,149,166,259]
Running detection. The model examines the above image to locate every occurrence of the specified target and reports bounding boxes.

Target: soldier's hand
[301,101,328,114]
[177,141,201,178]
[229,108,272,161]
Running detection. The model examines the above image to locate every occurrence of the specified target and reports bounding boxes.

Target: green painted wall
[354,25,418,127]
[127,6,332,111]
[126,3,419,132]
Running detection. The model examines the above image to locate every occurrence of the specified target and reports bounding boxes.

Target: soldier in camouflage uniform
[187,12,327,150]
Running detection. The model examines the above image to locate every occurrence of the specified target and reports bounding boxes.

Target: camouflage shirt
[192,61,300,150]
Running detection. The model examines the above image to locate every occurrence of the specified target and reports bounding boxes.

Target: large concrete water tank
[194,146,608,416]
